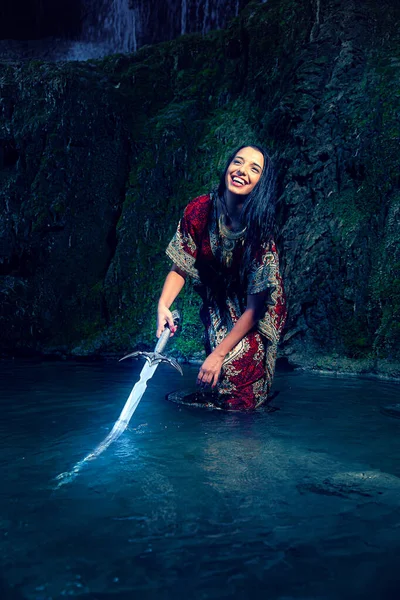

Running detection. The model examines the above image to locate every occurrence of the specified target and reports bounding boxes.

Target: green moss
[171,286,204,359]
[336,313,375,359]
[329,188,364,232]
[371,261,400,359]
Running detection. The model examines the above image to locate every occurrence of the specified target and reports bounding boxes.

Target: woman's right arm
[156,265,187,338]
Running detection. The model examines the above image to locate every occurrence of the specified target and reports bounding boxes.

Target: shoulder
[182,193,213,228]
[184,193,212,217]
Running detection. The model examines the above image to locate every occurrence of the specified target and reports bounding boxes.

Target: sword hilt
[155,309,180,354]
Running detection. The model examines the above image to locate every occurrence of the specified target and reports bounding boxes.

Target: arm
[156,264,187,338]
[197,290,269,387]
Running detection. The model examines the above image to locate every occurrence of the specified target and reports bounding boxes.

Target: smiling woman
[225,147,263,195]
[157,145,287,411]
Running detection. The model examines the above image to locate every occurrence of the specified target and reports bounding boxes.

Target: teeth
[233,177,245,185]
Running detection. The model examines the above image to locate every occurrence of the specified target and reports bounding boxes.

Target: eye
[252,167,260,173]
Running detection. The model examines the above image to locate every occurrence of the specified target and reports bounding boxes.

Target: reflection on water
[0,360,400,599]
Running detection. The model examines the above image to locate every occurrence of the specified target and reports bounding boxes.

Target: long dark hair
[216,144,276,281]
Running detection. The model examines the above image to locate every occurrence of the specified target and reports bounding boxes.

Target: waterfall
[66,0,258,61]
[181,0,187,35]
[79,0,137,54]
[202,0,210,35]
[104,0,137,53]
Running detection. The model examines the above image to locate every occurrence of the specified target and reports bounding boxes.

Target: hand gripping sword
[119,309,182,375]
[54,310,182,488]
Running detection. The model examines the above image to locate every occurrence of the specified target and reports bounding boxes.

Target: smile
[231,176,247,186]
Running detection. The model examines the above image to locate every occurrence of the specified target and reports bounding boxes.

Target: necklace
[218,204,247,268]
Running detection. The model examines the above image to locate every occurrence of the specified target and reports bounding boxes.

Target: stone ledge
[285,353,400,381]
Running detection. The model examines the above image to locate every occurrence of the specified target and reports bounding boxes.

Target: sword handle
[154,310,180,354]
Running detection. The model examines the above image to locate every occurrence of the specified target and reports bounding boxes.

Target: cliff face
[0,0,399,375]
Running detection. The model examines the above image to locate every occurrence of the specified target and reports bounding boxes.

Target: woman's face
[225,146,264,197]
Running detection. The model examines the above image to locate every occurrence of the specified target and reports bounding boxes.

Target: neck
[219,191,247,231]
[224,190,246,218]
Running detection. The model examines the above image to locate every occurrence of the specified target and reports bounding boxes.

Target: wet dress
[166,193,287,410]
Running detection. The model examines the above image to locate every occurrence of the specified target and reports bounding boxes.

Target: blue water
[1,360,400,599]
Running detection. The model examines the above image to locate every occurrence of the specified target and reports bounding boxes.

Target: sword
[54,310,182,488]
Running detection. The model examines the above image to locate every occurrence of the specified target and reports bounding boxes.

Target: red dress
[166,194,287,410]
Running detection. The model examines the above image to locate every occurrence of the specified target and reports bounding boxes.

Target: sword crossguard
[119,310,182,375]
[119,350,183,376]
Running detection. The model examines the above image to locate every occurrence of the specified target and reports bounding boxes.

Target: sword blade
[114,360,158,429]
[54,361,159,488]
[54,310,181,488]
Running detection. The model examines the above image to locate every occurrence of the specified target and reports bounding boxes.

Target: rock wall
[0,0,399,375]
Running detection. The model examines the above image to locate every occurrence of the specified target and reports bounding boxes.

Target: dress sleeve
[247,241,279,304]
[165,203,201,281]
[247,241,287,343]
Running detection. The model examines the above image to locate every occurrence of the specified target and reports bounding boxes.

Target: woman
[157,145,287,411]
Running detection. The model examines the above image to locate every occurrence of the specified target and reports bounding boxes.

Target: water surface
[1,360,399,599]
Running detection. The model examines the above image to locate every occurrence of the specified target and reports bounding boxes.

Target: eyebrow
[235,155,263,170]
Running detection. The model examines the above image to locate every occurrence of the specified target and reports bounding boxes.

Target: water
[54,323,179,487]
[74,0,246,60]
[0,0,254,62]
[80,0,138,56]
[1,360,400,599]
[54,360,158,488]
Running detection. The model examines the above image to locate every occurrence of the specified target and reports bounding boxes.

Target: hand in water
[197,351,224,388]
[157,304,177,338]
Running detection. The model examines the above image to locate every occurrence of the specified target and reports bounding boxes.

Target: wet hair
[216,144,276,282]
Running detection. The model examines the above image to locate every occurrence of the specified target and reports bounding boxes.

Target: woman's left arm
[197,290,269,388]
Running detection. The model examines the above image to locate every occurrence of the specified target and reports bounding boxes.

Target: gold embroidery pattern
[257,311,279,344]
[252,378,265,400]
[165,224,200,281]
[247,248,278,296]
[218,343,248,396]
